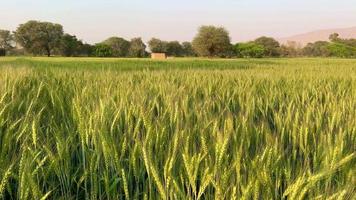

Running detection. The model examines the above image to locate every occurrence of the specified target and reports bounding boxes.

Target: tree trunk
[46,46,51,57]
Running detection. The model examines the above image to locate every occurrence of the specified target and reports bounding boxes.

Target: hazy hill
[278,26,356,46]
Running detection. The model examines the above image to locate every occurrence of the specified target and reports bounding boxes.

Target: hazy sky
[1,0,356,43]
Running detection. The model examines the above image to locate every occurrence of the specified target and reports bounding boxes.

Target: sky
[1,0,356,44]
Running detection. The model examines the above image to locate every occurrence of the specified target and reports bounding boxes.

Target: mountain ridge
[278,26,356,46]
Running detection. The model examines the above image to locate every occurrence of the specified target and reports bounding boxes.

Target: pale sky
[1,0,356,44]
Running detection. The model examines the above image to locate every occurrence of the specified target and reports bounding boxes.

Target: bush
[302,41,331,57]
[6,48,25,56]
[327,43,356,58]
[93,44,113,57]
[235,42,265,58]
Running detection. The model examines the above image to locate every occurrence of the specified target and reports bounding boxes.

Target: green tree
[93,43,113,57]
[254,36,280,57]
[59,34,83,57]
[327,43,356,58]
[102,37,130,57]
[192,25,231,57]
[0,29,14,56]
[329,33,340,42]
[329,33,356,48]
[15,20,64,57]
[166,41,183,57]
[182,42,196,57]
[0,30,14,53]
[235,42,265,58]
[128,38,147,58]
[148,38,167,53]
[149,39,184,57]
[78,43,94,57]
[302,41,331,57]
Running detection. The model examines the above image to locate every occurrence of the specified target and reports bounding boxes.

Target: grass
[0,57,355,199]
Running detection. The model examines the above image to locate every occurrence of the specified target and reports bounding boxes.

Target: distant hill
[278,26,356,46]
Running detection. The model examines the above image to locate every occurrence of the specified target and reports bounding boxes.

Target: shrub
[93,44,113,57]
[302,41,331,57]
[327,43,356,58]
[235,42,265,58]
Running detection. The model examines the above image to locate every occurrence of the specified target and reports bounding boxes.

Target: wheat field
[0,57,355,199]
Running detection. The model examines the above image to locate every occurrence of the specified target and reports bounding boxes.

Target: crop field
[0,57,355,199]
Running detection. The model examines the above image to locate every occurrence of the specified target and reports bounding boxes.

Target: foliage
[14,20,63,57]
[235,42,265,58]
[5,48,25,56]
[302,41,331,57]
[59,34,84,57]
[148,39,184,57]
[148,38,168,53]
[5,20,356,58]
[78,43,94,57]
[0,30,14,51]
[0,58,355,199]
[329,33,340,42]
[192,25,231,57]
[182,42,196,57]
[327,43,356,58]
[302,33,356,58]
[328,33,356,57]
[166,41,184,57]
[254,36,281,57]
[93,43,113,57]
[128,38,147,58]
[102,37,130,57]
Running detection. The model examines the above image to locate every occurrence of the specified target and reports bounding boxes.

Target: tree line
[0,21,149,57]
[1,20,356,58]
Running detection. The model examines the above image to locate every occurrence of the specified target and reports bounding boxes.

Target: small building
[151,53,166,59]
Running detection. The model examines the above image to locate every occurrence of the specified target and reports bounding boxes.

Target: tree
[235,42,265,58]
[329,33,340,42]
[329,33,356,47]
[0,29,14,51]
[279,41,301,57]
[78,43,94,57]
[149,39,184,57]
[166,41,183,57]
[148,38,167,53]
[327,43,356,58]
[93,43,113,57]
[102,37,130,57]
[254,36,280,57]
[59,34,83,57]
[15,20,63,57]
[182,42,196,57]
[302,41,330,57]
[128,38,147,58]
[279,45,297,57]
[192,25,231,57]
